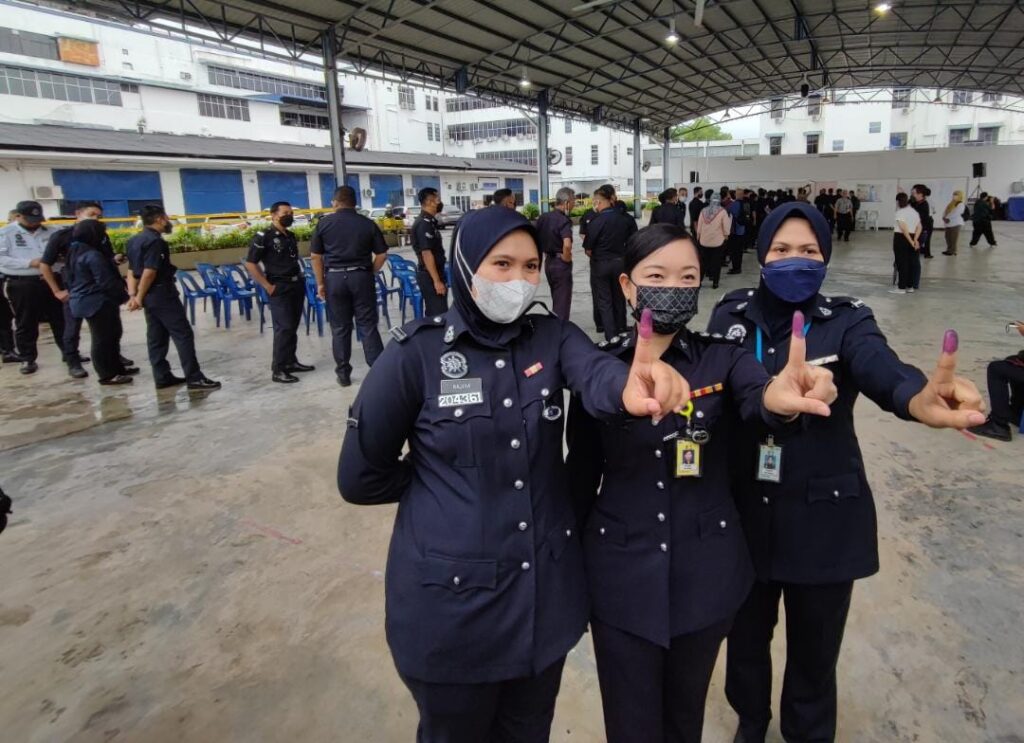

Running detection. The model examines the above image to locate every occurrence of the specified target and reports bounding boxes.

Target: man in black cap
[410,186,448,319]
[310,185,388,387]
[0,200,65,374]
[126,205,220,391]
[246,201,314,384]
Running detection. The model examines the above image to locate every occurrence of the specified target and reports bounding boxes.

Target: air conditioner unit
[179,71,192,81]
[405,188,416,196]
[470,184,480,192]
[456,183,467,192]
[31,185,63,200]
[363,188,375,197]
[771,111,784,120]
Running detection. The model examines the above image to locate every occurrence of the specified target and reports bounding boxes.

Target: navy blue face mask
[760,257,827,303]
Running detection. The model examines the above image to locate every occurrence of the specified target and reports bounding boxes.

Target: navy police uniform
[411,211,448,317]
[310,207,388,380]
[583,208,636,341]
[535,208,574,321]
[707,287,927,743]
[649,203,686,228]
[568,330,787,743]
[126,227,205,384]
[338,308,632,743]
[246,225,303,373]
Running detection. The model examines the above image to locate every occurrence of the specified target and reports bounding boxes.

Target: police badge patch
[726,324,748,342]
[440,351,469,379]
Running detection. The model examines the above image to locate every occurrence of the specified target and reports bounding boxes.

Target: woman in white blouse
[941,190,965,256]
[891,192,922,294]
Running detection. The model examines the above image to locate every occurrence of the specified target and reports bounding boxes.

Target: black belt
[269,274,301,282]
[2,274,43,281]
[328,266,369,273]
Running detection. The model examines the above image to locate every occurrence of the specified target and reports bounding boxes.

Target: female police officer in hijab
[566,223,838,743]
[338,207,691,743]
[706,202,986,743]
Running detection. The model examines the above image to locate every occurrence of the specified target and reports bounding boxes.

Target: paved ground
[0,221,1022,743]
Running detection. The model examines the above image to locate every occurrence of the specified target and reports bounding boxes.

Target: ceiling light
[519,65,531,88]
[666,18,679,44]
[875,3,892,12]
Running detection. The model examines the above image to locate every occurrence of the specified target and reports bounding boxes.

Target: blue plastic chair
[395,270,424,321]
[194,262,225,317]
[254,283,271,334]
[176,270,220,326]
[1019,410,1024,434]
[375,273,400,328]
[303,276,328,337]
[214,269,255,328]
[223,263,255,291]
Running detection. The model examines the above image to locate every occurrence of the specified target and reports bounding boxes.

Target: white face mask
[455,231,538,324]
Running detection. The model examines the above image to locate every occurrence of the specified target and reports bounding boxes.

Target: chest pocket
[422,396,493,467]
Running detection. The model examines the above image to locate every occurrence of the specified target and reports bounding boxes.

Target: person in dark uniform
[567,223,837,743]
[337,206,692,743]
[246,201,314,384]
[492,188,517,209]
[579,195,602,334]
[706,202,986,743]
[311,186,388,388]
[0,200,65,374]
[967,320,1024,441]
[584,188,637,341]
[676,187,689,227]
[911,184,934,273]
[66,219,132,385]
[126,205,220,391]
[536,187,575,321]
[688,187,705,229]
[650,189,686,228]
[411,187,449,318]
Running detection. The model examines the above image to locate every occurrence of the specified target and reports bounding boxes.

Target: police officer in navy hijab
[707,202,985,743]
[338,207,691,742]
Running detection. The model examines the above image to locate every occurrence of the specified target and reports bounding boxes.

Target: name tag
[438,378,484,408]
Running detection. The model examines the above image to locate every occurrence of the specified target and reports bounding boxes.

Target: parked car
[402,206,421,229]
[437,207,464,229]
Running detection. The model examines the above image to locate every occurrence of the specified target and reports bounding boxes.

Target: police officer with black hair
[126,205,220,391]
[492,188,516,209]
[584,187,636,340]
[0,200,65,374]
[410,186,448,318]
[707,202,985,743]
[246,201,314,384]
[310,185,387,387]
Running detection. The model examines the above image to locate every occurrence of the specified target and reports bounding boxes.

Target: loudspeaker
[972,162,986,178]
[689,170,700,183]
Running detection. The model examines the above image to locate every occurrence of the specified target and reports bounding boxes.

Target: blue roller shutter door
[52,169,162,219]
[369,174,404,208]
[319,173,361,208]
[411,175,440,203]
[257,171,309,210]
[180,169,245,216]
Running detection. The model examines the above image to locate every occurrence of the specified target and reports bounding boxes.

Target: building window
[429,95,439,111]
[476,149,538,167]
[770,97,784,118]
[868,121,881,133]
[832,139,844,152]
[889,132,907,149]
[807,94,821,117]
[627,178,634,186]
[425,122,441,141]
[892,87,911,109]
[445,95,500,112]
[805,133,819,154]
[613,145,618,165]
[0,28,59,60]
[626,147,633,157]
[119,82,139,93]
[953,90,973,105]
[948,127,971,146]
[834,93,847,105]
[0,64,122,105]
[977,126,1000,144]
[591,144,599,165]
[426,122,434,141]
[433,123,441,141]
[281,109,328,129]
[769,136,782,155]
[446,118,537,142]
[564,119,572,134]
[207,64,324,99]
[981,92,1003,103]
[565,146,573,166]
[197,92,250,121]
[398,85,415,110]
[591,123,599,132]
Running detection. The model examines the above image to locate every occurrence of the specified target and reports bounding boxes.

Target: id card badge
[757,435,782,483]
[675,439,702,478]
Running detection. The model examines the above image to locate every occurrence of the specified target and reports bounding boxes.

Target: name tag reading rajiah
[438,378,485,408]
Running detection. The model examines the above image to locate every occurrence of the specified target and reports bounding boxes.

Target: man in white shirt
[0,201,66,374]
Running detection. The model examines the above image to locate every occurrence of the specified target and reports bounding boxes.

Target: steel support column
[322,27,347,185]
[633,118,642,220]
[537,90,550,214]
[662,126,672,194]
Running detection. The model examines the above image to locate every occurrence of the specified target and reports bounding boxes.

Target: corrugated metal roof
[55,0,1024,132]
[0,123,538,173]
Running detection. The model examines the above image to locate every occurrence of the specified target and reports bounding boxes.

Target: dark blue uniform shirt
[247,226,300,280]
[567,331,788,647]
[67,244,126,319]
[338,309,631,684]
[126,228,176,285]
[707,288,928,584]
[310,208,387,269]
[410,213,444,273]
[583,209,637,260]
[649,204,686,228]
[535,210,573,256]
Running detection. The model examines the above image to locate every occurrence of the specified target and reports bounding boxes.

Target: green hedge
[107,223,315,255]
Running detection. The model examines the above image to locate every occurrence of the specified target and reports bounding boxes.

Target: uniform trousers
[62,298,85,363]
[987,358,1024,426]
[4,275,65,363]
[726,579,854,743]
[325,269,383,377]
[700,245,725,287]
[969,220,996,246]
[543,254,573,322]
[727,234,745,273]
[835,214,853,242]
[910,231,925,289]
[589,257,626,341]
[592,616,732,743]
[0,276,15,354]
[267,279,305,372]
[142,283,202,383]
[400,658,565,743]
[83,301,126,381]
[417,268,450,317]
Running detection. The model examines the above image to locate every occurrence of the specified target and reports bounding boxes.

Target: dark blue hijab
[450,206,539,344]
[756,201,833,266]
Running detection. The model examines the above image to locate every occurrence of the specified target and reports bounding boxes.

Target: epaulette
[715,287,756,308]
[389,315,446,343]
[596,332,631,353]
[693,330,742,345]
[821,295,865,309]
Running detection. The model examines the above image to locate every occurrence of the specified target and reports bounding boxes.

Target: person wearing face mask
[707,202,986,743]
[66,219,132,385]
[566,224,839,743]
[412,187,449,317]
[126,205,220,391]
[338,207,693,743]
[695,192,731,289]
[247,201,317,384]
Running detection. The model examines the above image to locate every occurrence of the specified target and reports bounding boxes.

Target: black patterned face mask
[630,285,700,335]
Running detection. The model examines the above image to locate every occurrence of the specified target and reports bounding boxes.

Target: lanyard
[756,323,811,364]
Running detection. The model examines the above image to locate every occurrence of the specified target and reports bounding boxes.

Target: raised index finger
[786,310,807,368]
[933,329,958,387]
[631,308,656,367]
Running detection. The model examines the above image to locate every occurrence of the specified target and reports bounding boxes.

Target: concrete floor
[0,221,1022,743]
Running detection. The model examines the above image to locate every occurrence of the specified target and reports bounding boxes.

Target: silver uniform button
[541,388,550,396]
[657,512,666,522]
[510,438,521,449]
[654,449,662,458]
[518,521,528,531]
[767,348,776,355]
[566,529,572,537]
[660,543,668,552]
[720,520,727,528]
[695,410,704,419]
[514,480,525,490]
[763,496,770,505]
[656,481,665,490]
[454,408,464,418]
[433,316,442,323]
[521,561,531,571]
[599,527,606,535]
[453,576,461,586]
[503,398,513,408]
[495,359,506,369]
